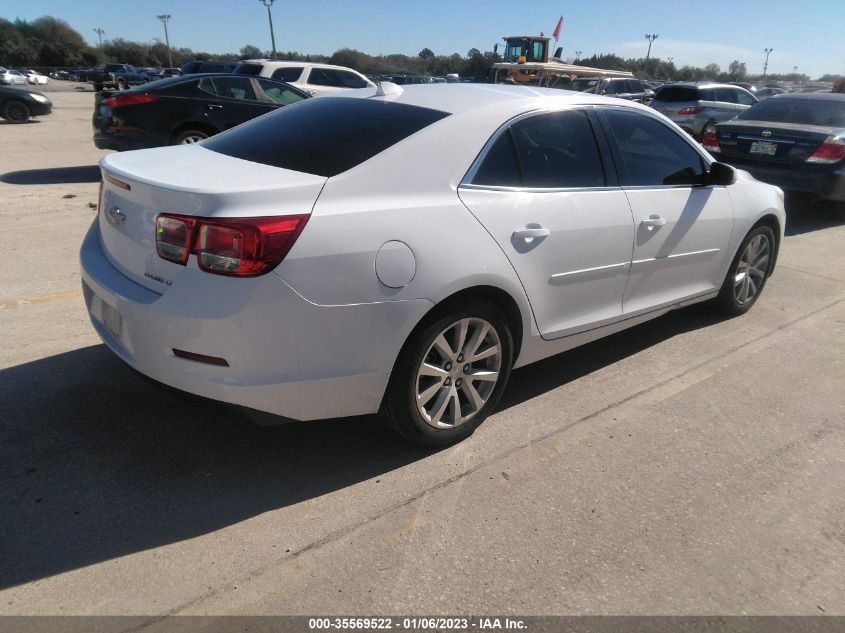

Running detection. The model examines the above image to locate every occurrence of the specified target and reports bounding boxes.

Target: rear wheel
[3,100,31,123]
[172,128,211,145]
[380,303,513,446]
[716,226,775,316]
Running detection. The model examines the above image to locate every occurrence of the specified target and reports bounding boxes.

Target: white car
[233,60,375,96]
[0,69,28,85]
[80,84,785,446]
[23,70,49,85]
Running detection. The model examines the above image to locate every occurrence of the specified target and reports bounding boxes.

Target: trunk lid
[716,119,836,165]
[98,144,327,293]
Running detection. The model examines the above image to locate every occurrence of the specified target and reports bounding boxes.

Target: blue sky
[4,0,844,78]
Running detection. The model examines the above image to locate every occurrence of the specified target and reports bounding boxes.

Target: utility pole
[259,0,277,60]
[763,48,773,76]
[93,28,105,65]
[574,50,582,61]
[156,14,173,68]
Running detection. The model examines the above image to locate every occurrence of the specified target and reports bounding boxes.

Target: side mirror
[708,161,736,186]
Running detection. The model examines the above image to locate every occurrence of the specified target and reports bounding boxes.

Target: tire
[380,302,514,446]
[172,128,211,145]
[715,225,776,316]
[2,100,31,123]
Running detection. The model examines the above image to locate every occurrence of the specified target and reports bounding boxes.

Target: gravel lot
[1,90,844,619]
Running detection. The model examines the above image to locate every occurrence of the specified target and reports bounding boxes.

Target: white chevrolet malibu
[81,83,785,446]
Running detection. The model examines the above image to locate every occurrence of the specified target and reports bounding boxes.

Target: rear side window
[654,86,698,102]
[308,69,337,86]
[271,67,303,82]
[471,110,605,188]
[602,108,706,186]
[714,88,738,104]
[203,97,449,177]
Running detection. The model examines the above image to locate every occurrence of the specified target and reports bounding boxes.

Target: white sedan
[23,70,49,85]
[80,83,785,446]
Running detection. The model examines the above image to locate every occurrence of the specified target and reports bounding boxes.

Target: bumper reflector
[172,349,229,367]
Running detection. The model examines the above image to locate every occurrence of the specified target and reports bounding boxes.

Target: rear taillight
[156,214,198,265]
[701,129,720,153]
[678,106,705,115]
[103,93,157,109]
[155,214,309,277]
[806,136,845,164]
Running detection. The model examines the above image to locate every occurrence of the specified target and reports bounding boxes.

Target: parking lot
[1,88,845,617]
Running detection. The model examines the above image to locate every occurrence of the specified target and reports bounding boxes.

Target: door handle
[512,227,551,240]
[641,215,666,230]
[207,104,223,110]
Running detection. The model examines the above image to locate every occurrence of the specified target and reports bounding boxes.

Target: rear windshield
[203,97,450,177]
[654,85,698,102]
[233,63,262,76]
[738,98,845,127]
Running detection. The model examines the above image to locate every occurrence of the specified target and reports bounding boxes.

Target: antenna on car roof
[374,81,403,97]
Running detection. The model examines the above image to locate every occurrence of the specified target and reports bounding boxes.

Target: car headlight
[29,94,51,104]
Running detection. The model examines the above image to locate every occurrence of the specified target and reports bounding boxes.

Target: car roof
[769,92,845,101]
[318,82,652,116]
[240,60,362,72]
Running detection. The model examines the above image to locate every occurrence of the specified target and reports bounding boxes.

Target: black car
[180,60,239,75]
[706,93,845,202]
[0,85,52,123]
[93,73,309,151]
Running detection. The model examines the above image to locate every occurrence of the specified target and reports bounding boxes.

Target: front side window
[602,108,706,187]
[336,71,368,88]
[471,110,606,189]
[256,79,306,105]
[735,90,757,106]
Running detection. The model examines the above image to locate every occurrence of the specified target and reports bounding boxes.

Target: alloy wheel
[733,234,770,305]
[415,318,502,429]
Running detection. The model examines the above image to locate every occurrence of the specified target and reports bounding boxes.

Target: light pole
[644,33,658,63]
[93,28,105,65]
[574,50,582,62]
[259,0,277,60]
[763,48,773,76]
[156,14,173,68]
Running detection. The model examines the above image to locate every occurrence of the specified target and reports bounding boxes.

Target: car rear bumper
[93,132,151,151]
[79,220,430,421]
[719,157,845,201]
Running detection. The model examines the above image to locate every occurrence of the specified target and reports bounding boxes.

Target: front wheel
[716,226,775,316]
[380,304,513,446]
[3,100,31,123]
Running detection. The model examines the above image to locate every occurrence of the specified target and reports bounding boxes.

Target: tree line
[1,15,840,85]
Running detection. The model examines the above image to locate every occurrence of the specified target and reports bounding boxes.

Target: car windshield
[738,98,845,127]
[203,97,450,177]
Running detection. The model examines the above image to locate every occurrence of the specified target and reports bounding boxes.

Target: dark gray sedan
[704,93,845,202]
[0,85,52,123]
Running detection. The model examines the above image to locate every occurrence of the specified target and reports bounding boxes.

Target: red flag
[552,16,563,41]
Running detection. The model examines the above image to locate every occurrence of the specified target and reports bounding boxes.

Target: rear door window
[200,76,257,101]
[471,132,522,187]
[307,68,338,86]
[271,67,304,82]
[714,88,738,104]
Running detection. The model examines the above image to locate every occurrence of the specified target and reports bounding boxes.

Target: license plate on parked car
[750,141,777,156]
[91,295,123,340]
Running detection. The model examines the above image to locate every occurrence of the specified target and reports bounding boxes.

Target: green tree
[728,60,747,80]
[239,44,263,60]
[418,47,434,60]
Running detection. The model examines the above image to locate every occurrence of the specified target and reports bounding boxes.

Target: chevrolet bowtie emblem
[107,207,126,225]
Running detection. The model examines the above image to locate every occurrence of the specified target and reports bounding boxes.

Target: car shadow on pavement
[785,200,845,236]
[0,303,727,590]
[0,344,435,589]
[0,164,100,185]
[499,302,729,412]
